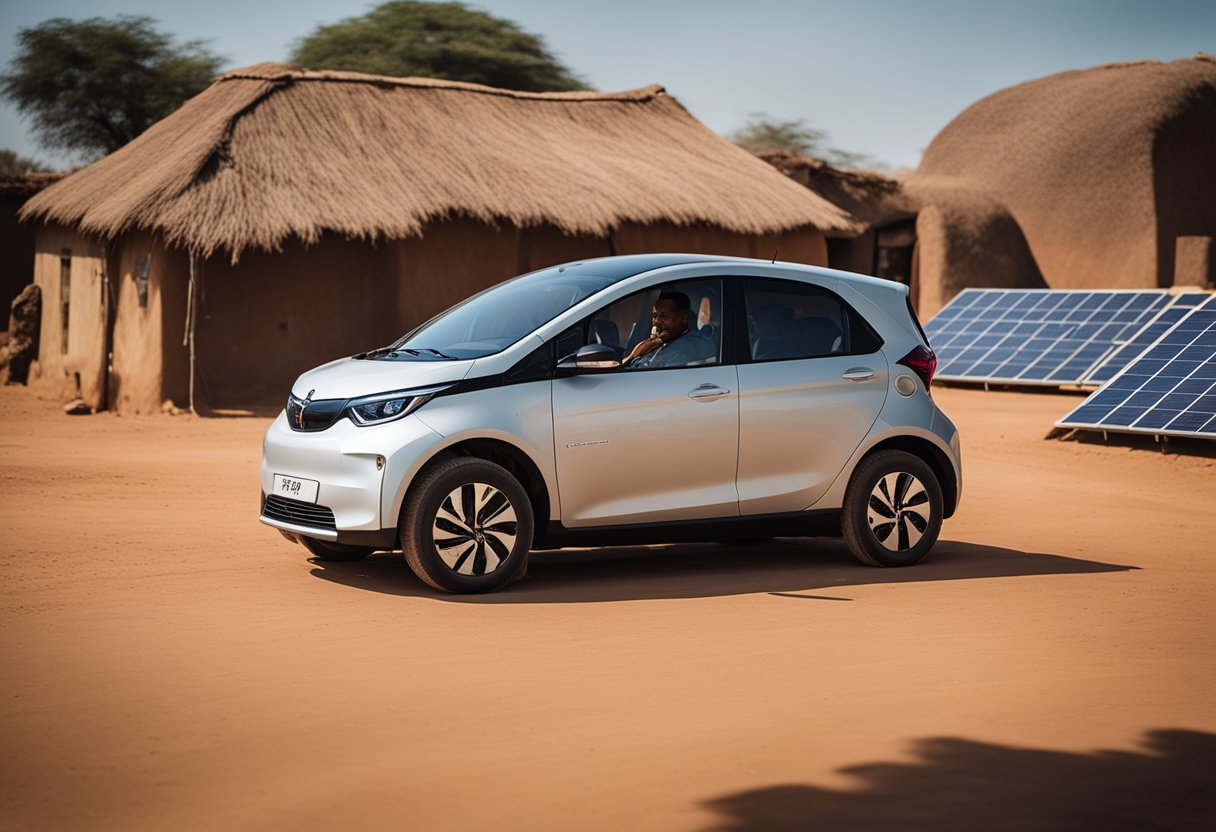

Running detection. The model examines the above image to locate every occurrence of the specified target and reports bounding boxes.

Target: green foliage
[290,1,586,92]
[731,113,873,169]
[1,16,222,159]
[0,148,51,175]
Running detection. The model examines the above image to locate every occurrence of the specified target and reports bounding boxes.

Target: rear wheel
[842,450,942,567]
[401,457,533,593]
[300,537,375,562]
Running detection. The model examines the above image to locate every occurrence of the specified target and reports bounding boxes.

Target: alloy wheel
[866,472,932,552]
[432,483,518,575]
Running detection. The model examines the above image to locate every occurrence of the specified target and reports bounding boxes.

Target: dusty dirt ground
[1,382,1214,831]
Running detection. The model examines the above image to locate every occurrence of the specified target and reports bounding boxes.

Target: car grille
[262,495,337,530]
[286,395,348,432]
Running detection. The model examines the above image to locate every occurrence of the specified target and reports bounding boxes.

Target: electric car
[260,254,961,593]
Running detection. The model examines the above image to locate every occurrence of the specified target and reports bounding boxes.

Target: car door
[551,279,739,527]
[735,277,889,514]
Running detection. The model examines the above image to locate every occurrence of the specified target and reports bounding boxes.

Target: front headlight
[346,385,449,426]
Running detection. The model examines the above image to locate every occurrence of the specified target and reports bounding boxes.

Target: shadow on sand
[308,538,1136,604]
[700,728,1215,831]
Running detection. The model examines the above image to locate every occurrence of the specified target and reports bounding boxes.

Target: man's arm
[623,331,662,365]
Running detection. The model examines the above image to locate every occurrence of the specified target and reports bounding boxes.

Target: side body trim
[535,509,841,548]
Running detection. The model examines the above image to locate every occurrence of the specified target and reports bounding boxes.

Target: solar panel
[1057,295,1216,439]
[924,289,1171,386]
[1081,293,1210,385]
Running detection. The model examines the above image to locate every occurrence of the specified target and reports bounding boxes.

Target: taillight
[898,345,937,393]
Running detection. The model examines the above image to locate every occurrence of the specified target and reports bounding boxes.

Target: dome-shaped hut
[918,55,1216,293]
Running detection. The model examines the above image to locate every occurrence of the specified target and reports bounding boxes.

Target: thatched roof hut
[0,172,66,200]
[918,54,1216,291]
[20,63,855,414]
[23,62,853,260]
[756,150,914,231]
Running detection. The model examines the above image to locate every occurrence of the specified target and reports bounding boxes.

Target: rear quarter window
[906,296,931,348]
[743,278,884,361]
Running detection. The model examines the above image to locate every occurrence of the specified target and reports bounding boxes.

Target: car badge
[297,389,315,430]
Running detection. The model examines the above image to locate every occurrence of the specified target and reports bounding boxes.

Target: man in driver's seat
[624,291,716,368]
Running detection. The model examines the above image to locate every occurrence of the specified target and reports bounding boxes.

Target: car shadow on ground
[698,728,1215,831]
[307,538,1136,603]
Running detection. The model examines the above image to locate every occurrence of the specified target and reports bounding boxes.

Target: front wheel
[400,457,533,593]
[841,450,943,567]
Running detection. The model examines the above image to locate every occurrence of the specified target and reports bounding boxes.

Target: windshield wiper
[362,346,458,360]
[413,347,458,360]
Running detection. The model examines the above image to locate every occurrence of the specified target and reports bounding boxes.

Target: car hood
[291,356,476,401]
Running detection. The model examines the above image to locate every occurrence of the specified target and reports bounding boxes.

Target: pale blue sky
[2,0,1213,170]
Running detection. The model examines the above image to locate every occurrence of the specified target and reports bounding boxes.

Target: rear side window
[743,278,882,361]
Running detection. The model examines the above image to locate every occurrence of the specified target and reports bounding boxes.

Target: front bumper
[259,409,443,540]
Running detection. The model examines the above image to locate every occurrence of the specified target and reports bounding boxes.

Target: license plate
[272,474,319,504]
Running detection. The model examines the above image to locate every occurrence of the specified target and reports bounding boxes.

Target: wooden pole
[186,255,198,415]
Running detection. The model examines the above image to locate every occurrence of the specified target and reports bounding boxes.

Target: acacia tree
[290,1,586,91]
[1,16,222,160]
[731,114,873,169]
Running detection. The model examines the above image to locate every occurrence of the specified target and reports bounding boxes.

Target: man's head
[652,291,692,343]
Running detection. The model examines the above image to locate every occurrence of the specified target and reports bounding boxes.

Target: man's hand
[625,335,662,363]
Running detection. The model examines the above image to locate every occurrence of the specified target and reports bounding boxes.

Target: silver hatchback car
[260,254,961,593]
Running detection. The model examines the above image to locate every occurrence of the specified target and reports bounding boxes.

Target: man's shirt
[629,330,717,368]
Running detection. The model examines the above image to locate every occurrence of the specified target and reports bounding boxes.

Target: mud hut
[761,55,1215,317]
[20,63,854,414]
[899,175,1048,317]
[918,54,1216,294]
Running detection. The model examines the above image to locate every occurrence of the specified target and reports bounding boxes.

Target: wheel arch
[860,435,959,518]
[401,438,553,542]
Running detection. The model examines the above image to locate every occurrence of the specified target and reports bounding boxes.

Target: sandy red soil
[1,383,1213,830]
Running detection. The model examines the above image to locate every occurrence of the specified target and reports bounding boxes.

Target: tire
[841,450,943,567]
[400,457,533,593]
[300,537,376,562]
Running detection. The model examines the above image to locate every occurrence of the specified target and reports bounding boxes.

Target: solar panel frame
[924,289,1171,386]
[1056,295,1216,440]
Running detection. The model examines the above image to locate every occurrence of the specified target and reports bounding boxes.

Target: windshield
[390,265,622,360]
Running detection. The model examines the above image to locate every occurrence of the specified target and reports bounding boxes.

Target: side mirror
[557,343,622,371]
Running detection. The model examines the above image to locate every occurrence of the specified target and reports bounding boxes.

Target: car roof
[560,254,898,293]
[554,253,749,281]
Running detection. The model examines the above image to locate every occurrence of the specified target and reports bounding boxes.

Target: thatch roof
[918,54,1216,290]
[0,172,67,200]
[21,63,855,259]
[756,149,915,233]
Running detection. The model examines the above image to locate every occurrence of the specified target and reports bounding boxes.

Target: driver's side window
[581,279,724,370]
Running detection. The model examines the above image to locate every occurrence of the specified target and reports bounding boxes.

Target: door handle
[688,383,731,399]
[842,368,875,381]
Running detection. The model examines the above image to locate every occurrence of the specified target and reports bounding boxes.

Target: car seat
[795,317,843,356]
[591,319,621,350]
